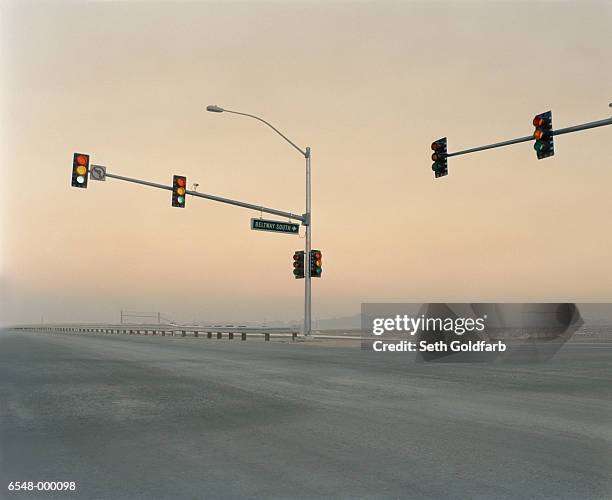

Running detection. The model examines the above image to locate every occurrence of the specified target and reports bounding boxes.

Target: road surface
[1,329,611,499]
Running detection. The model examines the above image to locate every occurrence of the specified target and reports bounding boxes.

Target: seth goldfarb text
[372,340,507,352]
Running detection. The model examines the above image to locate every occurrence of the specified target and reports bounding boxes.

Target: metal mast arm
[446,116,612,159]
[105,172,305,222]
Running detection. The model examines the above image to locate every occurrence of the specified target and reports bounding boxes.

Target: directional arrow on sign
[251,218,300,235]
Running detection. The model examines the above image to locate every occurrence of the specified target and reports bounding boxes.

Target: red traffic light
[430,138,448,178]
[71,152,90,188]
[532,111,554,160]
[75,154,88,166]
[172,175,187,208]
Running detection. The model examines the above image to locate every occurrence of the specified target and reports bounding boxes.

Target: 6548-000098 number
[7,481,76,492]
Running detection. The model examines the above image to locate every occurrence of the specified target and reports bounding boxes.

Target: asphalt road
[1,330,611,499]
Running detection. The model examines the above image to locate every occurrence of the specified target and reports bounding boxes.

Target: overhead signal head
[532,111,554,160]
[431,138,448,178]
[172,175,187,208]
[71,153,90,188]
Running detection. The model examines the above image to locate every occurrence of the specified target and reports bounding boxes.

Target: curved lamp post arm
[206,103,313,337]
[206,105,307,158]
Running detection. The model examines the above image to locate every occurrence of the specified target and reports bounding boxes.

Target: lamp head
[206,104,225,113]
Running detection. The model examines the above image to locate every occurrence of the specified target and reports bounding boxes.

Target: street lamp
[206,104,313,337]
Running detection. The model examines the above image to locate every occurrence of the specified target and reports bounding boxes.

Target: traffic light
[172,175,187,208]
[71,153,89,188]
[310,250,322,278]
[431,138,448,178]
[533,111,554,159]
[293,251,305,279]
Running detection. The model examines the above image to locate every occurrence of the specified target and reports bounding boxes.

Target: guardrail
[10,324,301,342]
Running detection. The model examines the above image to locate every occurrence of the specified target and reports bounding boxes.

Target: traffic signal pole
[445,115,612,159]
[305,147,312,338]
[104,171,306,223]
[205,105,313,338]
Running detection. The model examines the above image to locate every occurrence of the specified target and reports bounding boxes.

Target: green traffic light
[432,162,442,172]
[534,141,546,152]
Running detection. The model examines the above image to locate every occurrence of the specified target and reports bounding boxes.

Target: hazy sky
[1,0,611,326]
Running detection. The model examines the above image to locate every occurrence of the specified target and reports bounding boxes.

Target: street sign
[90,165,106,181]
[251,218,299,235]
